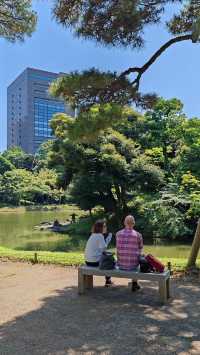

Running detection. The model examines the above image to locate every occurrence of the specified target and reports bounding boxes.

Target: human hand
[106,233,112,244]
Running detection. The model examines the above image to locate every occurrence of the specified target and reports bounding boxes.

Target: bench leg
[78,269,86,295]
[85,275,93,290]
[159,280,167,304]
[166,278,171,299]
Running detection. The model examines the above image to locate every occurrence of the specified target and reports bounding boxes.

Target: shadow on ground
[1,279,200,354]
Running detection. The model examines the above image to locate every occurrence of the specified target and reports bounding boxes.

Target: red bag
[146,254,165,273]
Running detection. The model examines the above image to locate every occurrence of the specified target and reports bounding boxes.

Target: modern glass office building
[7,68,73,154]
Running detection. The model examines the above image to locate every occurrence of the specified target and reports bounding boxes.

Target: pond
[0,207,87,252]
[0,207,194,258]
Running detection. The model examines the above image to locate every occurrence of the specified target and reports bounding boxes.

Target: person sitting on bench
[85,220,113,287]
[116,215,143,291]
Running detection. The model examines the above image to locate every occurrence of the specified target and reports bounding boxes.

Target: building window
[30,74,56,82]
[34,97,65,138]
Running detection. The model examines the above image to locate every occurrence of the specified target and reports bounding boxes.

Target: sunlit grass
[0,205,198,271]
[0,246,84,265]
[0,246,199,271]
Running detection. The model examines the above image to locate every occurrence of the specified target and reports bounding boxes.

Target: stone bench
[78,265,171,304]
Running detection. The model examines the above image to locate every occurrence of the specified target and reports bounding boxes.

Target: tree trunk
[162,144,169,173]
[121,185,128,213]
[187,219,200,268]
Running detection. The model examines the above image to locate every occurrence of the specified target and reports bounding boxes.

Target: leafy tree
[0,0,37,42]
[144,98,185,173]
[51,1,200,109]
[23,168,63,205]
[176,118,200,178]
[181,172,200,193]
[0,169,32,205]
[50,107,165,219]
[51,104,138,143]
[130,158,165,192]
[145,203,189,241]
[0,155,14,175]
[34,140,54,170]
[2,147,34,170]
[0,167,64,205]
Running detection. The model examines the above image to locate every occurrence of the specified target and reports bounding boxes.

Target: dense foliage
[1,98,199,241]
[1,97,199,242]
[51,1,200,109]
[0,147,65,205]
[0,0,37,41]
[49,98,200,241]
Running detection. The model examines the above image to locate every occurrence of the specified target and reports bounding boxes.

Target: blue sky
[1,1,200,152]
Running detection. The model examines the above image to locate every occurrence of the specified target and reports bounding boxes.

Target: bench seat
[78,265,171,304]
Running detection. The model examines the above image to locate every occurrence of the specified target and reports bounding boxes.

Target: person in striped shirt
[116,215,143,291]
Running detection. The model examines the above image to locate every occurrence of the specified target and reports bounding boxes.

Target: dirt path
[0,261,200,355]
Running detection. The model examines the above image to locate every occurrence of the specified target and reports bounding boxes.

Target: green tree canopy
[51,1,200,109]
[34,140,54,170]
[0,155,14,175]
[53,0,188,48]
[0,167,64,205]
[50,106,165,217]
[0,0,37,41]
[2,146,34,170]
[144,98,186,173]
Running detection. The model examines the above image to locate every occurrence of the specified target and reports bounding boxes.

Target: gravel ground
[0,261,200,355]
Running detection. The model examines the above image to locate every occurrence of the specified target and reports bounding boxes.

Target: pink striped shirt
[116,228,143,270]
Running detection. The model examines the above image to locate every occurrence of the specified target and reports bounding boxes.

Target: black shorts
[85,261,99,267]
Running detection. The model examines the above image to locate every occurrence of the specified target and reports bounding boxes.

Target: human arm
[105,233,112,247]
[96,234,107,254]
[137,232,143,254]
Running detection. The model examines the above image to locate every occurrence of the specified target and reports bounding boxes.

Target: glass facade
[34,98,65,138]
[30,74,57,82]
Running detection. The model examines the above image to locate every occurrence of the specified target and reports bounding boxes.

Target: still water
[0,208,193,257]
[0,207,87,252]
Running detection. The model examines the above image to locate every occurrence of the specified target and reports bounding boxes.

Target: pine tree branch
[120,34,193,88]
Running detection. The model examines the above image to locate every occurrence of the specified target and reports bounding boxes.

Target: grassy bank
[0,204,84,214]
[0,246,84,265]
[0,246,198,271]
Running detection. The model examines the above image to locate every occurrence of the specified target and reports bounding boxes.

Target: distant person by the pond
[116,215,143,291]
[53,219,60,228]
[71,213,77,224]
[84,220,113,287]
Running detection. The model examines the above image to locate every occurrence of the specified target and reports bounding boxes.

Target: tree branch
[120,34,193,88]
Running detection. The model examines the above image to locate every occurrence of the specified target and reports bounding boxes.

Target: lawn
[0,246,198,271]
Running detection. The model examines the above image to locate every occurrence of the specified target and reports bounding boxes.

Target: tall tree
[0,0,37,41]
[0,155,14,175]
[50,106,165,217]
[3,147,34,170]
[187,219,200,268]
[144,98,185,173]
[51,0,200,109]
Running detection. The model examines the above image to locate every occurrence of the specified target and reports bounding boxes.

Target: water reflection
[0,209,193,257]
[0,209,86,251]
